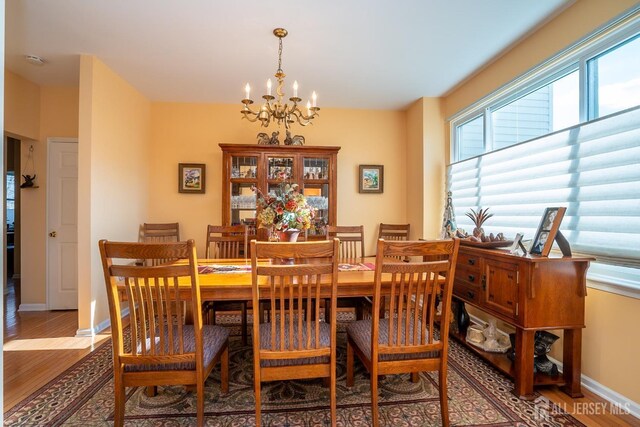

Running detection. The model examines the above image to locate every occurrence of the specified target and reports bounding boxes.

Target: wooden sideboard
[452,245,592,400]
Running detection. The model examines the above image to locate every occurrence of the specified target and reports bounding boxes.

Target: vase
[277,229,301,242]
[456,300,470,335]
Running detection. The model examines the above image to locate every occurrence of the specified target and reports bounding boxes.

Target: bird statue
[21,174,37,188]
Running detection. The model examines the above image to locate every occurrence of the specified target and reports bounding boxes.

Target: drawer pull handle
[507,300,513,305]
[466,291,475,299]
[468,274,475,282]
[489,293,494,299]
[467,259,476,266]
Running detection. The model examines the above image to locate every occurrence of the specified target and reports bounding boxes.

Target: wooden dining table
[117,258,384,302]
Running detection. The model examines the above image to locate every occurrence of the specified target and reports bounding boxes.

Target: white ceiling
[5,0,569,110]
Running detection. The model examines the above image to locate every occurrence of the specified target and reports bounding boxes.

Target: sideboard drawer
[458,251,481,272]
[455,265,481,287]
[453,280,481,305]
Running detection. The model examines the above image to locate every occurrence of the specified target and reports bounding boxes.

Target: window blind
[447,106,640,268]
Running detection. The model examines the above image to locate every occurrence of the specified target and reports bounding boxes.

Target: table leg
[561,328,583,398]
[513,328,535,400]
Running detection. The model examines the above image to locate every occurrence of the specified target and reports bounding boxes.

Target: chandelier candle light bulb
[240,28,320,129]
[312,91,317,107]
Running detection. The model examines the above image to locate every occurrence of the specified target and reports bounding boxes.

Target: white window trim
[587,263,640,300]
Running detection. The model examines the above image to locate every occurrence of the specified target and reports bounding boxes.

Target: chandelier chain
[277,37,283,74]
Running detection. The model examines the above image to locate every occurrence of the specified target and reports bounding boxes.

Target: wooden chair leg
[197,380,205,426]
[346,338,354,387]
[330,372,337,426]
[145,385,157,397]
[411,372,420,383]
[254,375,262,427]
[221,344,229,394]
[113,371,125,427]
[370,369,379,427]
[241,302,248,346]
[439,365,450,427]
[324,298,331,323]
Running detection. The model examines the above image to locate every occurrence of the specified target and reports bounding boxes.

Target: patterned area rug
[5,313,584,426]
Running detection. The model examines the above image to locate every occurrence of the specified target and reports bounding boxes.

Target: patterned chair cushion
[124,324,229,372]
[346,318,440,362]
[259,322,331,367]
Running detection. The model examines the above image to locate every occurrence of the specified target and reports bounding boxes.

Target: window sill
[587,263,640,300]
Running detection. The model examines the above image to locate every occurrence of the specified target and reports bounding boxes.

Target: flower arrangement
[253,177,315,232]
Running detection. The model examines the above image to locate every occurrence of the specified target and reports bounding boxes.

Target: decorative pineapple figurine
[465,208,493,238]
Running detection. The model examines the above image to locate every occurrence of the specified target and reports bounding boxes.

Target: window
[588,34,640,119]
[452,14,640,162]
[491,70,579,151]
[456,116,484,161]
[448,10,640,297]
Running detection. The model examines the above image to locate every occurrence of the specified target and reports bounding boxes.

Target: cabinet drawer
[458,252,481,272]
[453,281,481,305]
[455,265,481,287]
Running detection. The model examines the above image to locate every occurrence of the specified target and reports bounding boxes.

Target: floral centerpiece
[253,176,315,241]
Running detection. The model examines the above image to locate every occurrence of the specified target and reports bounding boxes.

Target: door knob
[49,231,57,237]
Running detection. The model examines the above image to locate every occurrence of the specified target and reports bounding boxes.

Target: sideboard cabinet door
[483,258,518,320]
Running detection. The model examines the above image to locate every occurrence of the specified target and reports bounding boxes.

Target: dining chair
[346,238,460,427]
[99,239,229,427]
[325,225,368,322]
[141,222,181,266]
[251,239,340,427]
[378,223,410,241]
[205,224,250,345]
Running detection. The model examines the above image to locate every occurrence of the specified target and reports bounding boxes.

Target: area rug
[5,315,584,426]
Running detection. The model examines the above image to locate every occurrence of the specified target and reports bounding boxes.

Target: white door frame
[46,137,79,310]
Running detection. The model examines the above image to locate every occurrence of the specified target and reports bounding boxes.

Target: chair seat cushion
[346,318,440,362]
[124,324,229,372]
[259,321,330,367]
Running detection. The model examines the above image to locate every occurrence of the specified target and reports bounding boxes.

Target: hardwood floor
[3,280,639,425]
[3,279,109,411]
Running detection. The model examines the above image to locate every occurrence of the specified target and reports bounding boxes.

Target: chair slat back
[99,240,203,367]
[206,225,248,259]
[251,240,339,357]
[142,223,181,266]
[378,223,410,260]
[372,239,459,358]
[326,225,365,260]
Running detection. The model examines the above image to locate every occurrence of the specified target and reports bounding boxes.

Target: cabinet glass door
[230,156,257,234]
[303,157,330,238]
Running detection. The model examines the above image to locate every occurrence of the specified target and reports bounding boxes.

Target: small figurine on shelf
[21,174,37,188]
[283,130,305,146]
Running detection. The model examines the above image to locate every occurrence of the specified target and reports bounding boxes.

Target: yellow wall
[442,0,640,404]
[406,100,425,239]
[4,70,40,141]
[149,103,407,257]
[77,56,151,332]
[4,70,79,307]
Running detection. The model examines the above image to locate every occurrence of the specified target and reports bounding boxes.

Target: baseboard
[75,307,129,337]
[18,303,47,311]
[548,355,640,419]
[466,313,639,419]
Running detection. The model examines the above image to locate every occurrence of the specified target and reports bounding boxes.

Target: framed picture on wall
[359,165,384,193]
[530,207,566,256]
[178,163,206,194]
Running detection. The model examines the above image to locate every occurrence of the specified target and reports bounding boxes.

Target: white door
[47,141,78,310]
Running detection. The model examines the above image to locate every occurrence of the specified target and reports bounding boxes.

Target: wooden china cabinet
[219,143,340,241]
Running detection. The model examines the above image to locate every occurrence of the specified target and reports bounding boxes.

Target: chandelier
[241,28,319,130]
